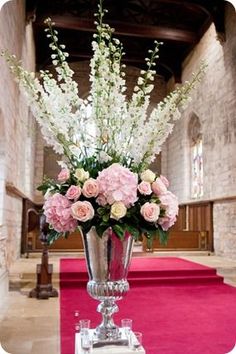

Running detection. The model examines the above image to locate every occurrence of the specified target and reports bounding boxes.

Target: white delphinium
[89,2,127,158]
[2,57,65,154]
[135,62,207,169]
[121,42,161,165]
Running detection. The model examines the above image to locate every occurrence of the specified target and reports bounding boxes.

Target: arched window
[188,114,203,199]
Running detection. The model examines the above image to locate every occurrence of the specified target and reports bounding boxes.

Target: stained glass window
[191,139,203,198]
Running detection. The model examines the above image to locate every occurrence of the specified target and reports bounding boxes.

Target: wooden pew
[142,230,208,252]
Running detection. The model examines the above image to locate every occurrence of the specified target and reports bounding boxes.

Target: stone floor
[1,251,236,354]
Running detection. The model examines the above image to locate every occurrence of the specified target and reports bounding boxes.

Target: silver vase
[82,226,134,342]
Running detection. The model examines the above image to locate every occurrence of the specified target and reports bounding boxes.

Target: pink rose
[58,168,70,183]
[138,181,152,195]
[96,194,107,206]
[82,178,99,198]
[66,185,81,200]
[158,216,177,231]
[43,193,77,232]
[71,201,94,222]
[140,202,160,223]
[160,175,169,188]
[152,178,167,196]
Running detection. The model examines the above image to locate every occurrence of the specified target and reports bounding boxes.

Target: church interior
[0,0,236,353]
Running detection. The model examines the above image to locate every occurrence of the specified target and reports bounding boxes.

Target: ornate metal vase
[82,226,134,341]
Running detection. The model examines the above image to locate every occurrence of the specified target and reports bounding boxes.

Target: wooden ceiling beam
[151,0,211,16]
[36,15,198,43]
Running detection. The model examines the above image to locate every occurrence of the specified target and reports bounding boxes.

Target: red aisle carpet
[60,257,236,354]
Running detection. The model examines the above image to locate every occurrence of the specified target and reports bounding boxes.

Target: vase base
[94,323,121,341]
[93,337,128,347]
[93,328,129,346]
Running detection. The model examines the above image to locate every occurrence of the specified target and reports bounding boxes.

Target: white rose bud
[140,169,156,183]
[110,202,127,221]
[74,168,90,182]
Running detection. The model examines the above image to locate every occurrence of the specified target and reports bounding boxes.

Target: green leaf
[37,185,47,192]
[97,207,105,216]
[47,230,62,245]
[157,228,168,245]
[113,224,125,239]
[102,213,109,222]
[96,225,108,238]
[124,224,140,241]
[64,231,70,239]
[146,237,153,251]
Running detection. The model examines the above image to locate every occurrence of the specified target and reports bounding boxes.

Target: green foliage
[37,177,56,194]
[123,224,140,241]
[113,224,125,239]
[157,227,169,245]
[47,229,63,245]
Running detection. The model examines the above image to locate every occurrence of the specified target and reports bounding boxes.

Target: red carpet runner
[60,257,236,354]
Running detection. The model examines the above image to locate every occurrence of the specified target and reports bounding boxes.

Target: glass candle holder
[131,331,142,351]
[81,328,93,353]
[79,319,91,335]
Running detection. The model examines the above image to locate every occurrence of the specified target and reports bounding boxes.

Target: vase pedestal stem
[95,299,119,340]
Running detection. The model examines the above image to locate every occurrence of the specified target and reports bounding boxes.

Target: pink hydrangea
[97,163,138,207]
[158,191,179,231]
[43,193,77,233]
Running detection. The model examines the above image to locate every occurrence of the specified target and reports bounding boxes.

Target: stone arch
[188,113,203,198]
[0,0,13,12]
[188,112,202,145]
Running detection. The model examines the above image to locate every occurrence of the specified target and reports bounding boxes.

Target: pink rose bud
[66,185,81,200]
[158,191,179,231]
[58,168,70,183]
[96,194,107,206]
[82,178,99,198]
[138,181,152,195]
[158,216,177,231]
[160,175,169,188]
[71,201,94,222]
[140,202,160,223]
[152,178,167,196]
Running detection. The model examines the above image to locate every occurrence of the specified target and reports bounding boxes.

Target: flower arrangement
[2,0,206,244]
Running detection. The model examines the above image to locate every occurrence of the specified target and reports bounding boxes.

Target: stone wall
[213,200,236,258]
[0,0,36,292]
[162,4,236,258]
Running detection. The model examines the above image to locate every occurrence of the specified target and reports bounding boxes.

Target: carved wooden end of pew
[29,215,58,299]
